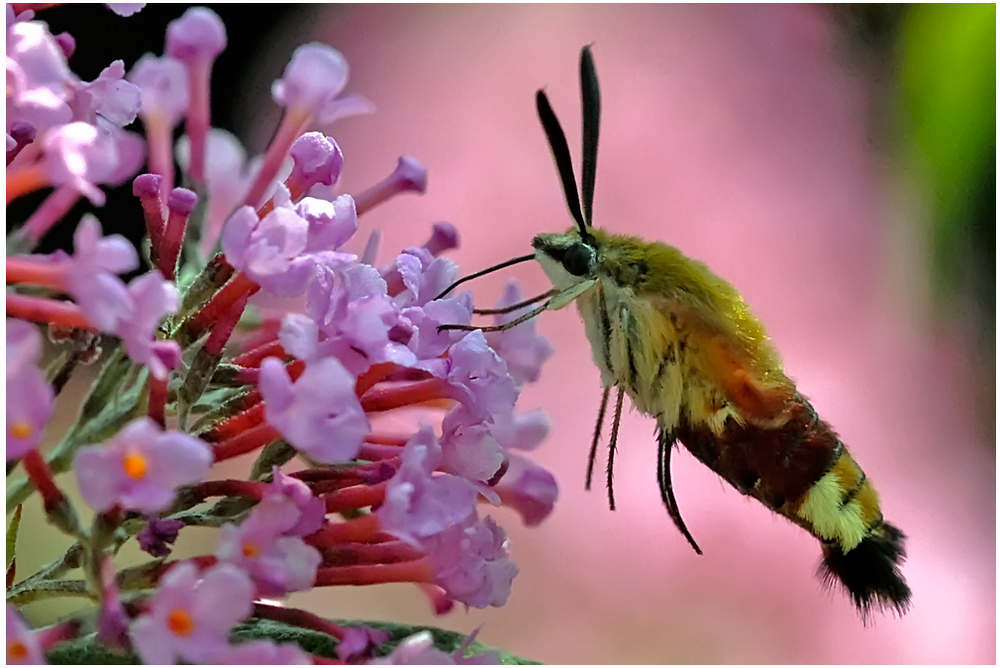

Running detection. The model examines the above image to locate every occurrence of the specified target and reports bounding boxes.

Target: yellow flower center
[9,422,33,439]
[8,640,29,660]
[167,608,195,637]
[122,451,148,480]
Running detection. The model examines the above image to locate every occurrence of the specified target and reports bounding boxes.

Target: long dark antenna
[536,90,587,237]
[580,46,600,226]
[432,252,536,301]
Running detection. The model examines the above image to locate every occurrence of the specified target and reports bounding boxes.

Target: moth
[441,46,910,620]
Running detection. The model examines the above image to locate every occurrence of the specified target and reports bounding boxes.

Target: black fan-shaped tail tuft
[819,522,911,623]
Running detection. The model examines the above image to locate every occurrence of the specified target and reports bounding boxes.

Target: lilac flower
[128,54,189,127]
[71,60,141,131]
[116,271,181,379]
[288,131,344,195]
[394,248,460,308]
[41,121,143,205]
[222,204,355,297]
[6,605,44,665]
[62,213,136,330]
[271,43,374,124]
[401,294,474,361]
[73,418,212,512]
[258,356,370,463]
[427,516,519,609]
[422,330,518,420]
[136,517,185,557]
[491,408,550,452]
[307,262,388,329]
[266,468,325,537]
[165,7,226,66]
[215,497,321,597]
[6,20,75,133]
[424,221,460,256]
[6,320,54,460]
[337,625,389,662]
[106,4,145,18]
[440,406,506,484]
[97,556,130,651]
[494,454,558,527]
[217,639,312,665]
[377,426,479,546]
[485,280,554,385]
[130,562,253,665]
[298,194,357,253]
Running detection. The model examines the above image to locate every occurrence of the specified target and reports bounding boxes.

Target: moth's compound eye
[563,242,595,277]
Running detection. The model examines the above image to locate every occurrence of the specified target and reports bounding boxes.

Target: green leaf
[45,617,540,664]
[7,504,22,580]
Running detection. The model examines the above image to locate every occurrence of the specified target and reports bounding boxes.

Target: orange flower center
[9,422,33,439]
[242,541,261,558]
[8,640,29,660]
[122,451,148,480]
[167,608,195,637]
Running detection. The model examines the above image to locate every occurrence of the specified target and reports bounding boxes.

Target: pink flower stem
[354,362,400,397]
[232,340,286,368]
[184,61,212,187]
[418,583,455,615]
[20,185,80,246]
[323,481,388,513]
[233,365,259,385]
[310,512,384,546]
[357,443,405,460]
[5,161,47,204]
[253,602,348,641]
[243,107,311,209]
[157,189,199,281]
[204,402,266,442]
[359,378,452,413]
[186,272,259,337]
[212,422,281,463]
[314,559,434,588]
[36,620,82,651]
[204,292,249,358]
[21,450,67,515]
[6,256,66,290]
[320,540,424,566]
[144,116,175,198]
[133,174,165,259]
[364,432,409,446]
[193,478,266,500]
[148,376,167,427]
[6,293,94,330]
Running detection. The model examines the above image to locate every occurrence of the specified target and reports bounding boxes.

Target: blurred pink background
[235,5,993,663]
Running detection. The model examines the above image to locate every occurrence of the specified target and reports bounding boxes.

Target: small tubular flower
[6,319,54,460]
[129,562,253,665]
[215,495,322,597]
[258,356,370,463]
[425,516,519,609]
[73,417,212,512]
[377,426,479,546]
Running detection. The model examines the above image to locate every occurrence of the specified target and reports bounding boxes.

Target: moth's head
[532,227,599,288]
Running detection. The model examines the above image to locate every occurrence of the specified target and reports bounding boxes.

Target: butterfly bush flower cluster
[6,5,556,663]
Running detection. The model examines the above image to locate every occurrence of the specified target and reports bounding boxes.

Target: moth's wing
[649,294,794,423]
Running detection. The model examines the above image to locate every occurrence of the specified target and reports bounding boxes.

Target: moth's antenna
[536,90,588,238]
[433,252,536,301]
[580,45,600,227]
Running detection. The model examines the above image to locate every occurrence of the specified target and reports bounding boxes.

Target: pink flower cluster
[6,5,555,664]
